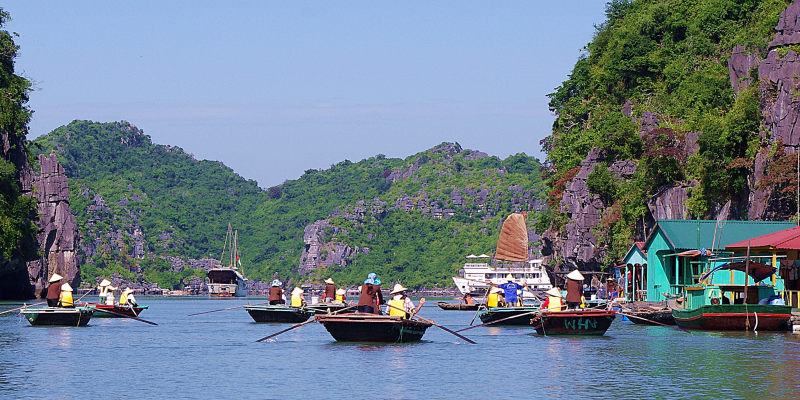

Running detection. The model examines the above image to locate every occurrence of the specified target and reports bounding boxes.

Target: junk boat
[315,313,432,343]
[477,306,540,326]
[245,305,314,323]
[531,310,616,336]
[208,224,248,297]
[21,306,94,326]
[672,260,792,331]
[452,213,551,299]
[79,302,149,318]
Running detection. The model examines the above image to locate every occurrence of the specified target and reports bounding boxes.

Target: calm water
[2,298,800,399]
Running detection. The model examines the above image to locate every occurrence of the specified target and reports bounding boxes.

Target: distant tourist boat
[208,224,248,298]
[21,306,94,326]
[245,305,314,323]
[530,310,616,336]
[80,302,149,318]
[315,314,432,343]
[477,306,540,325]
[452,213,552,299]
[672,260,792,331]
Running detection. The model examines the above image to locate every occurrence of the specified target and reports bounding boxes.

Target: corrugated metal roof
[725,224,800,250]
[655,220,796,251]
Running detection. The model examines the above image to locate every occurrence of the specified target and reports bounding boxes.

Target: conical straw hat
[60,283,72,291]
[99,279,111,287]
[390,283,409,294]
[291,287,304,295]
[336,288,346,295]
[566,270,584,281]
[123,287,134,294]
[49,273,63,283]
[506,274,514,281]
[324,278,335,284]
[545,288,561,297]
[490,287,503,294]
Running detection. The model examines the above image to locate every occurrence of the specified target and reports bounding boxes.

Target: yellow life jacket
[335,294,344,302]
[487,293,499,308]
[120,293,129,305]
[546,297,562,312]
[388,299,407,317]
[291,293,304,307]
[60,291,73,307]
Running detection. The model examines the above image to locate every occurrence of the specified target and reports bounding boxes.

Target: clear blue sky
[3,1,607,188]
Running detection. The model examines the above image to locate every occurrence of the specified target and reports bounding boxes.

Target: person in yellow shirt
[334,288,346,303]
[120,287,138,307]
[487,287,504,308]
[58,283,74,307]
[290,287,306,307]
[541,288,563,312]
[385,283,424,318]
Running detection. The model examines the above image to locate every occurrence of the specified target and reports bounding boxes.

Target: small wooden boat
[621,303,675,326]
[79,302,149,318]
[315,313,432,343]
[20,306,94,326]
[245,305,314,323]
[531,310,616,336]
[437,302,483,311]
[477,306,539,325]
[672,304,792,331]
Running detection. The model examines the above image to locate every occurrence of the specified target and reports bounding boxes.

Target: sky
[3,1,608,188]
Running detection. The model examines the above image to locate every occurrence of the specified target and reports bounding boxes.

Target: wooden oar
[470,288,492,326]
[87,306,158,326]
[188,301,270,316]
[386,303,476,344]
[0,301,46,316]
[255,305,356,342]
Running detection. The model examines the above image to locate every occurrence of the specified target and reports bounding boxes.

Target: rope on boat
[753,312,758,332]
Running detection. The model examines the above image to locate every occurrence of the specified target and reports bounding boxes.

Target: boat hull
[303,302,353,314]
[477,307,539,325]
[84,303,148,318]
[437,302,482,311]
[672,304,792,331]
[622,303,676,325]
[531,310,616,336]
[315,314,432,343]
[21,307,94,326]
[245,306,313,323]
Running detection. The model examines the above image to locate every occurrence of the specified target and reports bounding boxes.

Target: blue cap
[364,278,375,285]
[367,272,377,279]
[270,280,281,287]
[373,278,381,285]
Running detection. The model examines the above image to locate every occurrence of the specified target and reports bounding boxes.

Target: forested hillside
[539,0,798,269]
[34,121,545,289]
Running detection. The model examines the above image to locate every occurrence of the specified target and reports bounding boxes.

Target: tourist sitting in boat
[565,270,585,310]
[541,288,563,312]
[321,278,336,303]
[97,279,117,304]
[460,293,474,305]
[120,287,137,307]
[487,287,504,308]
[106,288,116,306]
[46,273,63,307]
[58,283,74,308]
[268,280,284,305]
[290,287,306,307]
[335,288,346,303]
[386,283,424,319]
[490,274,526,307]
[357,273,383,314]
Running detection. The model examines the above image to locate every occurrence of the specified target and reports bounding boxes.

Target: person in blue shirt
[492,274,526,307]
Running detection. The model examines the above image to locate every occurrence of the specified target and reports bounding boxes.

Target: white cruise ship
[452,256,552,299]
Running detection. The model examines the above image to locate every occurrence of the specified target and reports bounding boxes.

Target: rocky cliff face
[25,153,80,297]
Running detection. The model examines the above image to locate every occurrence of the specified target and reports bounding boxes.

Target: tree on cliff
[0,8,38,265]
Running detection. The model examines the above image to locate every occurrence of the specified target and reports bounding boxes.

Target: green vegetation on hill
[540,0,790,263]
[35,121,545,288]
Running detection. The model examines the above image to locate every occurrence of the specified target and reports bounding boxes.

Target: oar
[255,305,357,342]
[386,303,476,344]
[470,287,492,326]
[88,306,158,326]
[188,301,270,316]
[0,301,46,316]
[614,310,689,332]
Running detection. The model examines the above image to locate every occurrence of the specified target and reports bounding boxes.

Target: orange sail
[495,213,529,262]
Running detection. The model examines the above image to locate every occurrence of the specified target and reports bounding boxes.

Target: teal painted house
[618,242,647,301]
[643,220,796,302]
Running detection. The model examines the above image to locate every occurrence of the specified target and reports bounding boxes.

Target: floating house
[617,242,647,301]
[642,220,796,302]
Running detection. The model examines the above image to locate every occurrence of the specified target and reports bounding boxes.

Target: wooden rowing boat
[672,304,792,331]
[437,302,483,311]
[621,302,675,326]
[303,302,353,314]
[315,313,432,343]
[245,305,314,323]
[79,302,149,318]
[20,306,94,326]
[477,306,539,325]
[531,310,616,336]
